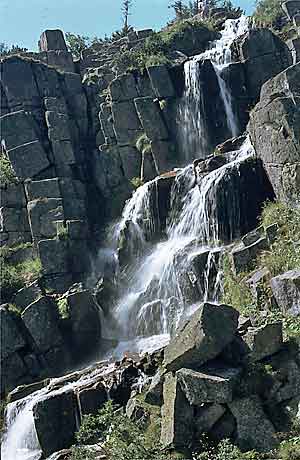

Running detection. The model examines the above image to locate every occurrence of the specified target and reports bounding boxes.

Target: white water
[1,363,116,460]
[177,15,248,160]
[111,136,254,340]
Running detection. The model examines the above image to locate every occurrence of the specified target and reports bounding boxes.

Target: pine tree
[122,0,133,32]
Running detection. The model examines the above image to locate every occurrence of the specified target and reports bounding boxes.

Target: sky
[0,0,255,51]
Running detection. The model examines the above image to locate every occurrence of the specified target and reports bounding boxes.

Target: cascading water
[2,15,256,460]
[177,15,249,161]
[111,136,254,341]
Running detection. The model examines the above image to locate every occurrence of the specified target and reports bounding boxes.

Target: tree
[0,43,28,57]
[65,33,90,59]
[253,0,284,28]
[122,0,133,32]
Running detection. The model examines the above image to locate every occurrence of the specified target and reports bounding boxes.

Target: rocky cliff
[1,4,300,460]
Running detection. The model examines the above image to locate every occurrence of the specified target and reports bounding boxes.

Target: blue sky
[0,0,255,51]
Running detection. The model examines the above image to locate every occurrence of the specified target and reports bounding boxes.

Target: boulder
[126,397,149,422]
[27,198,64,240]
[145,368,165,406]
[270,269,300,315]
[1,352,28,394]
[231,237,269,273]
[229,396,277,452]
[39,29,68,52]
[160,372,193,449]
[163,303,239,372]
[135,97,169,141]
[8,379,49,403]
[110,73,138,102]
[33,390,77,457]
[243,323,283,362]
[177,367,241,405]
[22,296,64,353]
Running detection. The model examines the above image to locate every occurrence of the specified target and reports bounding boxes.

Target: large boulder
[33,390,77,457]
[163,303,239,372]
[270,269,300,315]
[39,29,68,52]
[22,296,64,353]
[177,367,241,405]
[0,305,27,360]
[243,323,283,362]
[229,396,277,452]
[160,372,193,449]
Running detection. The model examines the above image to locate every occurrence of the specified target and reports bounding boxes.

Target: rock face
[270,269,300,315]
[249,62,300,204]
[163,303,239,372]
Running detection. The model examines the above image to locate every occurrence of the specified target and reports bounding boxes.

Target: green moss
[57,297,70,320]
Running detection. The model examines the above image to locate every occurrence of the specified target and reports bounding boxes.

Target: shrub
[1,250,42,303]
[0,153,17,186]
[279,437,300,460]
[253,0,284,29]
[57,297,69,320]
[136,133,152,155]
[131,177,144,189]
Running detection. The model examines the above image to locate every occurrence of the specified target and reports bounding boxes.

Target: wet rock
[243,323,283,362]
[34,390,78,457]
[215,135,247,154]
[22,296,63,353]
[8,378,49,403]
[108,363,140,405]
[229,396,277,452]
[287,37,300,64]
[270,269,300,315]
[177,367,241,405]
[163,303,239,372]
[160,372,193,449]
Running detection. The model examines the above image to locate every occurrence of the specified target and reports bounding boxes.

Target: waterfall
[111,137,254,340]
[177,15,249,160]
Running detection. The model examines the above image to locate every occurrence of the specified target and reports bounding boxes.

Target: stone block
[39,29,68,52]
[27,198,64,240]
[1,110,38,150]
[0,207,30,232]
[22,296,63,352]
[14,281,44,312]
[46,111,71,141]
[270,269,300,315]
[194,404,226,436]
[177,367,241,405]
[69,240,90,273]
[1,352,27,394]
[112,101,142,145]
[66,220,89,240]
[47,50,75,73]
[135,97,169,140]
[33,390,77,457]
[7,140,50,180]
[232,237,269,274]
[147,65,175,98]
[119,146,142,180]
[145,368,165,406]
[243,323,283,361]
[77,383,108,416]
[0,183,26,208]
[44,97,67,113]
[229,396,277,452]
[25,178,61,201]
[38,239,69,275]
[163,303,239,372]
[282,0,300,20]
[110,73,138,102]
[160,372,193,449]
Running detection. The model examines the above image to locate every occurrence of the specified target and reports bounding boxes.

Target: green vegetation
[0,153,18,186]
[57,297,69,320]
[259,201,300,276]
[0,43,28,57]
[136,133,152,156]
[131,177,144,189]
[253,0,284,29]
[195,438,261,460]
[0,399,7,437]
[279,437,300,460]
[1,245,41,303]
[57,225,69,241]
